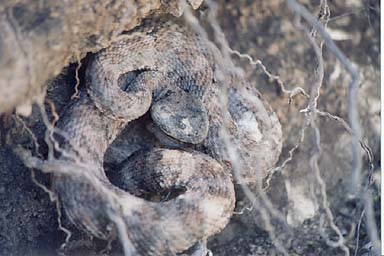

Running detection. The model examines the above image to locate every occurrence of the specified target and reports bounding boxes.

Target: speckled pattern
[18,18,282,255]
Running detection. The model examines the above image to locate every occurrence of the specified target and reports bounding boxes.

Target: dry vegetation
[0,0,380,255]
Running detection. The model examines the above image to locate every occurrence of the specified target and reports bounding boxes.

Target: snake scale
[26,16,282,256]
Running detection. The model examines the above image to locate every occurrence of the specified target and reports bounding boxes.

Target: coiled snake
[19,17,282,255]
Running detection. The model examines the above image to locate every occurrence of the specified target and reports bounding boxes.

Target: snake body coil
[21,17,284,255]
[53,19,235,255]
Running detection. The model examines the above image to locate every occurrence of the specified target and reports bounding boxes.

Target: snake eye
[117,69,148,91]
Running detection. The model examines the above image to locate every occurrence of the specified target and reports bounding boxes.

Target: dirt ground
[0,0,380,255]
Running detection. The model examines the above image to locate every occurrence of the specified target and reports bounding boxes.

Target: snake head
[151,89,209,144]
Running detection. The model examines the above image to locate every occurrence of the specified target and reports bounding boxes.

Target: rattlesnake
[18,16,282,255]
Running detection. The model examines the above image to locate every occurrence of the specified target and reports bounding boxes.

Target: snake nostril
[177,122,187,129]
